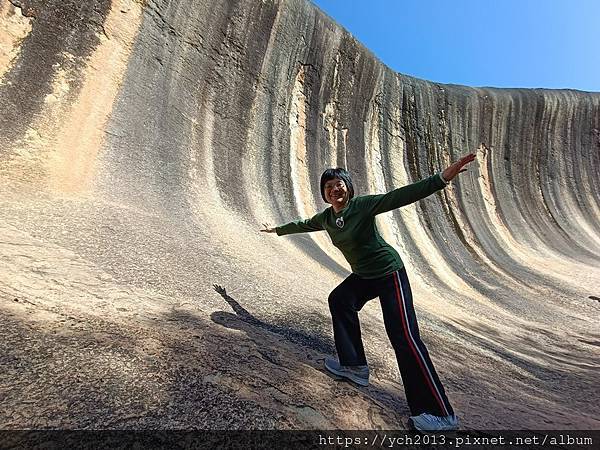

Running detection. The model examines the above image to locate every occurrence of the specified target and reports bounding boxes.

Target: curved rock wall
[1,0,599,429]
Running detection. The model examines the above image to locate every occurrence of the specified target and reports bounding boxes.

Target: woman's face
[324,177,349,207]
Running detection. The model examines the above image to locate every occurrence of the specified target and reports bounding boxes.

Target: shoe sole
[324,362,369,387]
[408,417,458,432]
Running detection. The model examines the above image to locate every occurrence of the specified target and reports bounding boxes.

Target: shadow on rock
[211,284,336,355]
[209,284,412,422]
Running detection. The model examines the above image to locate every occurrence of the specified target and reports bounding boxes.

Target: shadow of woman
[211,284,335,355]
[210,284,411,422]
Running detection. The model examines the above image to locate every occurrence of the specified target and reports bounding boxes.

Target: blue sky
[311,1,600,92]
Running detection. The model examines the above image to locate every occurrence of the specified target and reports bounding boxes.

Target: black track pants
[327,267,454,417]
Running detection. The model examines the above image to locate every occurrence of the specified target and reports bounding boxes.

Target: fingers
[458,153,476,166]
[443,152,476,181]
[454,153,476,172]
[260,222,275,233]
[462,153,476,163]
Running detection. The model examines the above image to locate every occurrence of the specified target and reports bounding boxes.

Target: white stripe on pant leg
[395,271,449,417]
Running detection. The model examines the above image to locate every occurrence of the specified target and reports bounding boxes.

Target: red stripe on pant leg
[393,271,449,416]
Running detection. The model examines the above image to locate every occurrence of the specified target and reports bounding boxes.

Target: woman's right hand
[442,152,476,181]
[260,223,277,233]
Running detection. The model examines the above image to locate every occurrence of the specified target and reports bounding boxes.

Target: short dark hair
[320,168,355,203]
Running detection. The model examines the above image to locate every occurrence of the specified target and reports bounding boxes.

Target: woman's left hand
[442,153,476,182]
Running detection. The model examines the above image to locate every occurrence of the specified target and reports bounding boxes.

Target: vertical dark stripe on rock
[0,0,111,152]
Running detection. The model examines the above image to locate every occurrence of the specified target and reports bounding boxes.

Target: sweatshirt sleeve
[360,173,447,216]
[275,211,325,236]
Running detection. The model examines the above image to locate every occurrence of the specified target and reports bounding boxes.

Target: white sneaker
[324,358,369,386]
[409,413,459,431]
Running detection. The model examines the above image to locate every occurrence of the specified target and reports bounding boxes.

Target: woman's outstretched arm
[260,211,325,235]
[364,152,476,215]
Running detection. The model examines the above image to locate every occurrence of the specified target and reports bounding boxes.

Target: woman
[261,153,476,431]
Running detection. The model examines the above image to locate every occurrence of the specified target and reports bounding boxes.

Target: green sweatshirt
[276,173,447,279]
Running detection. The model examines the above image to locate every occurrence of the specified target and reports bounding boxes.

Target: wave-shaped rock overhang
[0,0,599,429]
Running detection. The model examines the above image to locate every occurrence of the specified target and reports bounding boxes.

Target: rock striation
[0,0,599,430]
